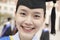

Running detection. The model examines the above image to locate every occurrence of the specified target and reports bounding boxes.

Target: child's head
[15,0,46,39]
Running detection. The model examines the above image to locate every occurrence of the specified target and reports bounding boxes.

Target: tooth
[24,28,32,30]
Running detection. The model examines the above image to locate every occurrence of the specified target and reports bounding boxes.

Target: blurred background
[0,0,18,35]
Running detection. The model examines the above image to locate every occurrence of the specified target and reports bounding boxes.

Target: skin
[15,5,45,40]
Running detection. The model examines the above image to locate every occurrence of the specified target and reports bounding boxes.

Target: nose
[24,16,33,26]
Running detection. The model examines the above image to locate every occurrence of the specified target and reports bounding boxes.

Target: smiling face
[15,5,45,39]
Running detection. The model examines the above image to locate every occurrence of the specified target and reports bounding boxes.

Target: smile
[20,25,35,33]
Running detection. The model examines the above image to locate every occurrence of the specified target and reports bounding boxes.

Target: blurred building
[0,0,17,4]
[0,0,18,16]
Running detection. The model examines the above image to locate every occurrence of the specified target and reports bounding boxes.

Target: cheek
[33,19,44,28]
[16,18,22,25]
[15,14,25,23]
[15,15,25,24]
[15,16,25,28]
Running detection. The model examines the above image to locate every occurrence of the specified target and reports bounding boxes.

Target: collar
[12,32,20,40]
[32,27,43,40]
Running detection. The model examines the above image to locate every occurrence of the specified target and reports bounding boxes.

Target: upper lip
[21,25,35,29]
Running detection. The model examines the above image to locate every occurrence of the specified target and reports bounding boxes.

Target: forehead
[17,5,44,12]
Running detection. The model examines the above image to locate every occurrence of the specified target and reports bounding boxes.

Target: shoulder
[0,32,20,40]
[0,36,14,40]
[0,36,10,40]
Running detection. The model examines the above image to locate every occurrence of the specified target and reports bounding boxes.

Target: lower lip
[21,25,35,33]
[23,28,33,33]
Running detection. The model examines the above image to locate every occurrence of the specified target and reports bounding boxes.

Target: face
[15,5,45,38]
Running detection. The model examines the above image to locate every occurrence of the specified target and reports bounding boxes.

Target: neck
[19,34,32,40]
[20,36,32,40]
[20,37,32,40]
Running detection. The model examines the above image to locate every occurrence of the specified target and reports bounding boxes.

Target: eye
[34,15,40,17]
[33,14,40,19]
[20,12,26,17]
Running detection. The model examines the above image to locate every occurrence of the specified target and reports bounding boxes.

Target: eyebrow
[20,9,28,12]
[33,12,41,14]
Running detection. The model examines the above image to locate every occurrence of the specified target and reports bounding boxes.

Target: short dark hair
[46,0,56,3]
[7,17,11,21]
[16,0,46,17]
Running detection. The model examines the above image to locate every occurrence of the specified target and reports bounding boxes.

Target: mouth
[20,25,35,33]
